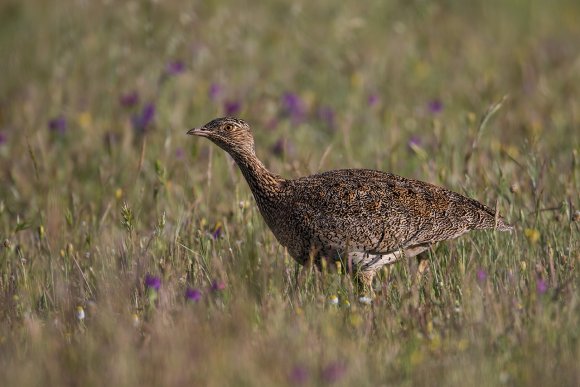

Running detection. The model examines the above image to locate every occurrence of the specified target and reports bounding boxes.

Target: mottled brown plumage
[187,117,512,292]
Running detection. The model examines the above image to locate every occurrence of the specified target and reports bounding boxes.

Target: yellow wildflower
[524,228,540,244]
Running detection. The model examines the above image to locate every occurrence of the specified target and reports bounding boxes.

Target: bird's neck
[229,148,285,201]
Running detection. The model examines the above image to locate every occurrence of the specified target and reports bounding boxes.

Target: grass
[0,0,579,385]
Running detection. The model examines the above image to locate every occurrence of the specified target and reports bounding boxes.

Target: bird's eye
[225,124,233,130]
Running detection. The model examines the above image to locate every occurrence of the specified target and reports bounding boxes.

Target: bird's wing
[292,169,499,254]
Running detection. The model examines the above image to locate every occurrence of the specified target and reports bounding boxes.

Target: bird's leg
[354,270,376,299]
[403,243,431,286]
[412,251,431,307]
[414,252,430,285]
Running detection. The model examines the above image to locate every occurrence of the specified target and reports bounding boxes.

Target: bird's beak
[187,126,209,137]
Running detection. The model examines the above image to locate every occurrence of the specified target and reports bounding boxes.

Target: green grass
[0,0,579,385]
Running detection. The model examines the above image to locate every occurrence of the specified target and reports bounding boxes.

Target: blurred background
[1,0,579,212]
[0,0,578,386]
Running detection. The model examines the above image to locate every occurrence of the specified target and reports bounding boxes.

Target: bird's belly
[317,248,403,272]
[349,251,402,271]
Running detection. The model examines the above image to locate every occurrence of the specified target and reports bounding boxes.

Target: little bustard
[187,117,512,293]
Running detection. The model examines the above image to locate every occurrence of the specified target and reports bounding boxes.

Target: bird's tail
[495,217,513,232]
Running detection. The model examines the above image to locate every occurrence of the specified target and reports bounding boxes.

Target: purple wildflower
[48,116,67,134]
[208,83,222,101]
[120,91,139,108]
[476,269,487,283]
[223,100,241,116]
[132,103,156,134]
[141,103,155,125]
[185,287,202,302]
[272,140,284,156]
[175,147,185,159]
[0,131,6,145]
[271,137,295,157]
[211,223,222,240]
[407,135,422,151]
[289,365,309,385]
[536,278,548,294]
[166,60,185,75]
[317,106,335,129]
[271,137,285,157]
[144,274,161,291]
[282,92,306,124]
[427,99,443,114]
[321,361,347,384]
[367,93,380,107]
[210,280,226,292]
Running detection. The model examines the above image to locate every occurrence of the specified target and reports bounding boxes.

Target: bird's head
[187,117,255,155]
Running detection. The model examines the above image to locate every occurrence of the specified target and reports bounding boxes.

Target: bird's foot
[354,270,376,302]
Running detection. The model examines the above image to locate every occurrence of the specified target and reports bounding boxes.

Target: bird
[187,117,512,295]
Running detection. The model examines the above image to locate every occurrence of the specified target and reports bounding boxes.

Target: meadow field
[0,0,578,385]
